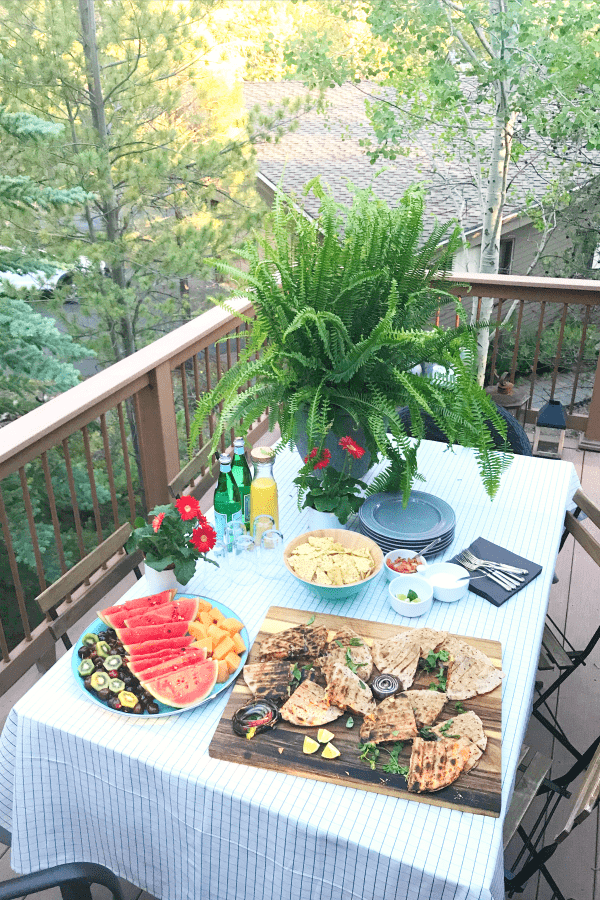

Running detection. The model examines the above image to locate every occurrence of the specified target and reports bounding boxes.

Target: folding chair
[504,736,600,899]
[0,825,124,900]
[533,489,600,760]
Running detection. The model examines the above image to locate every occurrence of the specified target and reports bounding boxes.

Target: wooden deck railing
[1,273,600,694]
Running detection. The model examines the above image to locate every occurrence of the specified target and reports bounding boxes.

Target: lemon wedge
[317,728,335,744]
[321,742,341,759]
[303,736,320,754]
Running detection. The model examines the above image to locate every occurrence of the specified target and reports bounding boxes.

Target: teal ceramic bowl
[283,529,384,600]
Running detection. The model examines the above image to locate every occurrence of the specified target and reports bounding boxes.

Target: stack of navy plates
[358,491,455,556]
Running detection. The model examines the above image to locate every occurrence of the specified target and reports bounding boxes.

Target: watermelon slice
[124,597,200,629]
[135,649,208,682]
[116,621,189,647]
[127,636,195,657]
[127,649,186,674]
[144,659,218,708]
[98,589,177,627]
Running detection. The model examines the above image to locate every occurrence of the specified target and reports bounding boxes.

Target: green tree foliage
[0,0,263,366]
[282,0,600,378]
[0,105,92,415]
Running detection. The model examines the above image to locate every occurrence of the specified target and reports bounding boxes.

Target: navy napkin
[450,536,542,608]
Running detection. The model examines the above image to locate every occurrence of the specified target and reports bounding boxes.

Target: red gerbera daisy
[339,436,365,459]
[152,512,165,533]
[313,447,331,470]
[175,496,201,521]
[190,524,217,554]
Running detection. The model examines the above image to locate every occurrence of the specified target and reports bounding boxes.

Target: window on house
[498,239,514,275]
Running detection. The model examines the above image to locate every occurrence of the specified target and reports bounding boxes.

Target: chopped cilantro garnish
[346,716,354,728]
[358,741,379,770]
[306,614,316,626]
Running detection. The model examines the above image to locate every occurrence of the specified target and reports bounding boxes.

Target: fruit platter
[72,589,249,717]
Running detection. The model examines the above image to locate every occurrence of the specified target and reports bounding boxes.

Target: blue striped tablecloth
[0,442,577,900]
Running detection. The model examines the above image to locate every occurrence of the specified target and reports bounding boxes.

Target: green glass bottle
[231,436,252,530]
[213,453,242,542]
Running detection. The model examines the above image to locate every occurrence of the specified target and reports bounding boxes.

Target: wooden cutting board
[209,606,502,817]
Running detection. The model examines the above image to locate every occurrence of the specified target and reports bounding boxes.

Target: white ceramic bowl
[383,548,426,583]
[388,574,433,617]
[419,562,470,603]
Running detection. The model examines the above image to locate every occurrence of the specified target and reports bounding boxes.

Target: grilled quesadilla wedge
[401,689,447,727]
[430,711,487,773]
[371,632,420,690]
[445,652,503,700]
[320,627,373,680]
[412,628,449,659]
[243,660,296,703]
[258,624,328,662]
[280,680,343,727]
[440,635,501,670]
[324,661,376,717]
[407,735,472,792]
[359,695,418,744]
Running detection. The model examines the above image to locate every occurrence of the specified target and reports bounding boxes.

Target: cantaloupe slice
[216,660,229,683]
[207,624,227,643]
[213,635,235,661]
[194,598,213,614]
[232,633,246,655]
[224,651,241,675]
[221,617,244,635]
[188,622,207,642]
[196,636,214,654]
[207,607,225,626]
[199,610,213,627]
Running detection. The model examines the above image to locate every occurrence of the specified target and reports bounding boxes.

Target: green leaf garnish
[358,741,379,770]
[306,614,316,626]
[346,716,354,728]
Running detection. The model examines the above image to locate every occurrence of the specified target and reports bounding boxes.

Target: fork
[455,553,523,590]
[459,548,529,576]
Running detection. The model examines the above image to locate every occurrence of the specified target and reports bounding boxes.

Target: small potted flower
[293,436,368,529]
[128,496,218,592]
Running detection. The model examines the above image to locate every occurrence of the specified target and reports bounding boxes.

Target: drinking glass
[225,520,246,552]
[253,514,275,544]
[230,533,258,581]
[210,539,228,569]
[259,529,284,578]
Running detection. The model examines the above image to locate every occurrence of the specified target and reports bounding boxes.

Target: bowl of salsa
[384,548,427,582]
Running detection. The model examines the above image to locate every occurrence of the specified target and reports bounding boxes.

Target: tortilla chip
[314,566,332,585]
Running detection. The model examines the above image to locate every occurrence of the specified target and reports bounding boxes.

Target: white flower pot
[144,563,184,594]
[306,508,345,531]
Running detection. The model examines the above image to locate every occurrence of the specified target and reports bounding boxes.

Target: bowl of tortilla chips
[283,529,384,600]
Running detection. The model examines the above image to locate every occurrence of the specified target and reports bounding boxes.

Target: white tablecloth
[0,442,577,900]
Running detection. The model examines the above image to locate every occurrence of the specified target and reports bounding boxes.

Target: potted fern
[190,181,510,500]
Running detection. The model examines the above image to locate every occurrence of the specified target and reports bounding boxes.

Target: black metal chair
[0,825,124,900]
[396,403,533,456]
[504,736,600,899]
[533,488,600,760]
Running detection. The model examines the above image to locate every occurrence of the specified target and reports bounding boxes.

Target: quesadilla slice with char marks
[258,624,328,662]
[401,689,447,727]
[324,661,376,717]
[320,626,373,680]
[430,711,487,773]
[359,695,418,744]
[440,635,503,672]
[407,735,472,792]
[412,628,449,659]
[243,660,297,703]
[280,680,343,727]
[371,632,420,689]
[445,652,503,700]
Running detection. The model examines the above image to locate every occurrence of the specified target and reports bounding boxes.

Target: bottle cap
[233,437,245,449]
[219,453,231,466]
[251,446,275,464]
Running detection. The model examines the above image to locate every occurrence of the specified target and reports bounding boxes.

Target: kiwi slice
[82,633,99,647]
[78,658,95,678]
[90,670,110,691]
[103,655,122,671]
[95,641,112,658]
[108,678,125,694]
[118,690,139,710]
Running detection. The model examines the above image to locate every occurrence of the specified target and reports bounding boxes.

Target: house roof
[243,81,559,239]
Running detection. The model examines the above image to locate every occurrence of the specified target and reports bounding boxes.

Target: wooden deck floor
[0,437,598,899]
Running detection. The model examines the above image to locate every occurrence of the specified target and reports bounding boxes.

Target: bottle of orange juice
[250,446,279,534]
